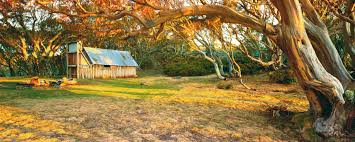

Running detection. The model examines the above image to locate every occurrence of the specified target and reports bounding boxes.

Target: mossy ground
[0,72,309,141]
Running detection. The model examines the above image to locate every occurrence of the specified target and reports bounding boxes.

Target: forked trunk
[306,24,352,88]
[271,0,346,137]
[299,0,352,88]
[212,61,226,80]
[198,50,226,80]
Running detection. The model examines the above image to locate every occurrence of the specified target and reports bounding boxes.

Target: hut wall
[80,54,90,65]
[78,65,137,79]
[68,53,77,65]
[68,67,77,78]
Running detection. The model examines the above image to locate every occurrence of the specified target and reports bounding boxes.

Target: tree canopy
[0,0,354,138]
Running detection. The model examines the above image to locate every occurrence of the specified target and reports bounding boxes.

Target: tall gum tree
[0,1,73,75]
[37,0,354,137]
[271,0,347,137]
[301,0,353,88]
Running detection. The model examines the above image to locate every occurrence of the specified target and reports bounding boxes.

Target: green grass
[0,82,95,102]
[0,74,310,141]
[80,78,179,90]
[0,76,179,101]
[0,74,308,112]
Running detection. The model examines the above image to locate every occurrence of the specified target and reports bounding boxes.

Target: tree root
[314,102,344,137]
[314,118,335,137]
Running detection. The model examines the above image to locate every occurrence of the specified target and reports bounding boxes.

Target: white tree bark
[271,0,345,137]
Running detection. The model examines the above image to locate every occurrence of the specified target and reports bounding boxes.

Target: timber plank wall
[78,65,137,79]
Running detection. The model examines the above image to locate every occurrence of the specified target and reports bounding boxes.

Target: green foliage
[123,36,191,70]
[0,66,9,77]
[137,56,156,70]
[331,34,345,58]
[163,56,214,76]
[330,34,353,69]
[344,90,355,104]
[216,81,233,90]
[239,62,264,75]
[234,52,265,75]
[268,69,296,84]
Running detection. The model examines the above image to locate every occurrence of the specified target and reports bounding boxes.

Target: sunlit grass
[67,75,308,112]
[0,105,69,141]
[0,74,308,112]
[0,74,309,141]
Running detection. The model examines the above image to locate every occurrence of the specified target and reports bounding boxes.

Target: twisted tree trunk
[197,50,226,80]
[301,0,353,88]
[305,22,352,88]
[271,0,347,137]
[46,0,353,137]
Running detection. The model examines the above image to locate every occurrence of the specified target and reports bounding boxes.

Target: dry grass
[0,73,308,141]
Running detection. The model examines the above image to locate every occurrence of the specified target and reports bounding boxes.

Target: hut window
[104,65,111,68]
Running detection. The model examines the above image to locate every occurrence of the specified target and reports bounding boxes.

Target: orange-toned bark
[271,0,346,137]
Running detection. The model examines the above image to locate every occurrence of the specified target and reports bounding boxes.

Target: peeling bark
[42,0,353,137]
[304,18,352,88]
[299,0,352,88]
[271,0,345,137]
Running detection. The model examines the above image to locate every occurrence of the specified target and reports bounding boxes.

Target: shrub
[138,57,156,69]
[163,56,214,76]
[268,69,296,84]
[233,52,266,75]
[0,68,6,77]
[239,62,264,75]
[216,81,233,90]
[344,90,355,104]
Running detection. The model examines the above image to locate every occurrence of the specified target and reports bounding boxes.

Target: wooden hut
[67,41,138,79]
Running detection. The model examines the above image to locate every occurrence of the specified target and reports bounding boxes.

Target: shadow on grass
[80,79,179,90]
[0,81,174,102]
[69,87,174,99]
[0,82,96,102]
[0,103,90,141]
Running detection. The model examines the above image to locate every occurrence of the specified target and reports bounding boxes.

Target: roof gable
[83,47,138,67]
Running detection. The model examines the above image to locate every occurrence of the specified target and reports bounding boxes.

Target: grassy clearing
[0,73,308,141]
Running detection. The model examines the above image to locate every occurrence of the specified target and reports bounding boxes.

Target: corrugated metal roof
[83,47,138,67]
